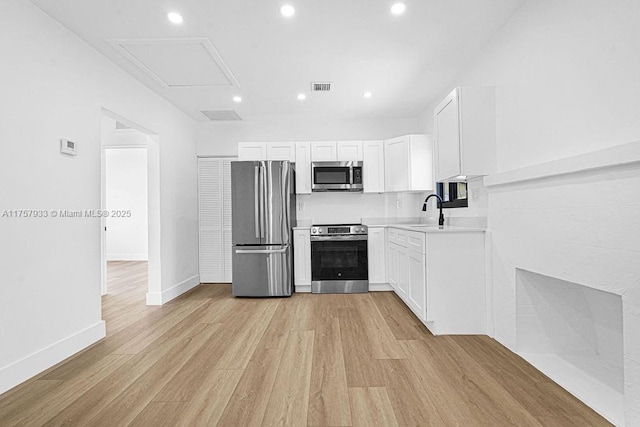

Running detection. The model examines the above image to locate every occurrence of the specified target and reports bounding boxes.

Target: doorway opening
[100,109,161,307]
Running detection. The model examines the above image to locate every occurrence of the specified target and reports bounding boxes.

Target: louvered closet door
[222,160,233,282]
[198,158,224,282]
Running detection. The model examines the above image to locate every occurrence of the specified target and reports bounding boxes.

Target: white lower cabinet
[293,229,311,292]
[407,248,426,321]
[386,227,486,335]
[367,227,387,284]
[387,242,399,292]
[396,245,409,301]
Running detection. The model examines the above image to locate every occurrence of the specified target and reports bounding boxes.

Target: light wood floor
[0,261,610,426]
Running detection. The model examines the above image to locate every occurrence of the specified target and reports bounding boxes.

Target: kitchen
[1,0,639,426]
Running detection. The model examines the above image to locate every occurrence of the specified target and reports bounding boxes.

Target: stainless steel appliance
[231,161,296,297]
[310,224,368,293]
[311,161,363,192]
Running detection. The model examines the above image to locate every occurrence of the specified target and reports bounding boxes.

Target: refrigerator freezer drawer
[232,245,292,297]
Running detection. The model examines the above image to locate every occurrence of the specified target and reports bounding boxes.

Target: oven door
[311,236,368,293]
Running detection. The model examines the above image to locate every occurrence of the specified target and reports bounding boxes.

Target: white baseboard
[106,253,148,261]
[370,283,393,291]
[295,285,312,293]
[146,274,200,305]
[0,321,106,395]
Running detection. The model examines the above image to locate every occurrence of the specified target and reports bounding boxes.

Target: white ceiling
[30,0,524,122]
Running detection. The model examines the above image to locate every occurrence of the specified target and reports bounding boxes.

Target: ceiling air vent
[311,81,333,92]
[201,110,243,121]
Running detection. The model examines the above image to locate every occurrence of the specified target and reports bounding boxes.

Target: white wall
[417,0,640,423]
[0,0,198,395]
[105,148,148,261]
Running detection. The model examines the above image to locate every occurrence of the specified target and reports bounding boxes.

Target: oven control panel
[311,224,368,236]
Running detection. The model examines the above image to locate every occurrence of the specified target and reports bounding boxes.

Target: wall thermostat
[60,138,78,156]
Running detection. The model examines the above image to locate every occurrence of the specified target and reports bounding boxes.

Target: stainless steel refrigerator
[231,160,296,296]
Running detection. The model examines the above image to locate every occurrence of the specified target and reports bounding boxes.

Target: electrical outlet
[298,202,305,211]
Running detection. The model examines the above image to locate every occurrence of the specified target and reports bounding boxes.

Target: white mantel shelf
[484,140,640,188]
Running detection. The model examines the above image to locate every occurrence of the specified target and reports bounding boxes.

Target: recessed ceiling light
[280,4,295,17]
[390,3,406,15]
[363,91,373,98]
[297,93,306,100]
[233,96,242,103]
[167,12,184,24]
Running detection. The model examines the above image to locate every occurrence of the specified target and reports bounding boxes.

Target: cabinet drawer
[406,231,426,254]
[387,228,408,246]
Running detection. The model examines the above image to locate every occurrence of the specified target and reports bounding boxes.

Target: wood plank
[0,380,62,422]
[129,401,186,427]
[307,318,352,426]
[370,291,424,340]
[348,387,398,427]
[405,336,543,426]
[152,299,278,402]
[262,330,315,426]
[379,358,445,426]
[351,294,406,359]
[337,307,386,387]
[2,354,132,426]
[216,347,284,426]
[83,323,221,426]
[175,370,243,426]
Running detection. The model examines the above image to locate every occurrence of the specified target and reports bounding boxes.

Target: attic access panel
[109,38,240,88]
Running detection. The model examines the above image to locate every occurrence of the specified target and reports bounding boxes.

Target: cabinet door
[311,142,337,161]
[336,141,363,161]
[238,142,267,160]
[294,142,311,194]
[407,249,426,321]
[397,245,409,301]
[199,158,229,283]
[267,142,296,161]
[363,140,384,193]
[434,90,461,181]
[384,137,409,192]
[387,242,399,292]
[293,229,311,287]
[367,227,387,284]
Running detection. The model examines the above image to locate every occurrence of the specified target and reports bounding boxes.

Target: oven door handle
[310,235,368,241]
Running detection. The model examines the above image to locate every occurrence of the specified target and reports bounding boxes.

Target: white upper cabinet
[237,142,267,160]
[238,142,296,161]
[310,141,337,161]
[362,140,384,193]
[336,141,363,161]
[384,134,434,192]
[267,142,296,161]
[434,87,496,181]
[294,142,311,194]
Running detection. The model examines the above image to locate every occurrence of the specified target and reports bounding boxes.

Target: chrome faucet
[422,194,445,227]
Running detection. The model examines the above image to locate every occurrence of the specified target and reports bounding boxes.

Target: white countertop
[294,221,485,233]
[366,223,486,233]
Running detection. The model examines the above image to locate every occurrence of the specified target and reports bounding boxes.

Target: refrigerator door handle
[234,247,288,254]
[259,163,266,239]
[254,165,260,239]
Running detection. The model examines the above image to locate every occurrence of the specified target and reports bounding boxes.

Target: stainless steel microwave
[311,161,363,192]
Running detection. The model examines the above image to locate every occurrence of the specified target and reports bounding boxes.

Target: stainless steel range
[310,224,368,293]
